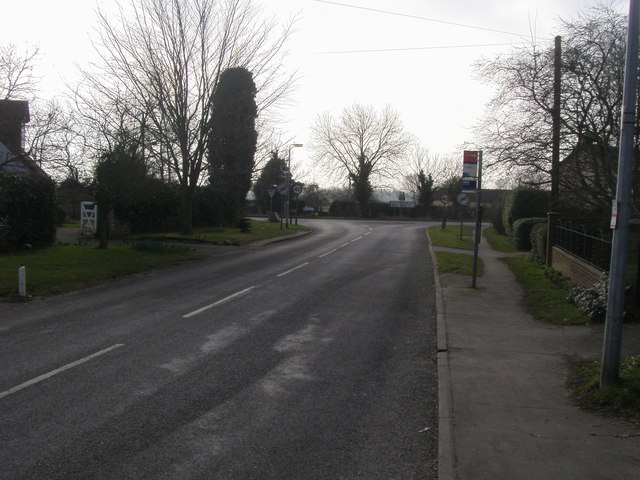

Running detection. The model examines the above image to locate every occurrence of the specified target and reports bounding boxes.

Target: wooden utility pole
[546,35,562,267]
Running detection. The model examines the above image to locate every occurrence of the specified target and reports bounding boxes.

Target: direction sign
[457,193,469,206]
[462,178,477,193]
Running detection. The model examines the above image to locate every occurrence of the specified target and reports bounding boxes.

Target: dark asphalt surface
[0,219,438,479]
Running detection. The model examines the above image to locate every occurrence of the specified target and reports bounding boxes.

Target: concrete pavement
[430,226,640,480]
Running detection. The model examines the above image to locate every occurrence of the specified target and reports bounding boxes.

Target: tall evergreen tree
[208,67,258,224]
[253,150,287,214]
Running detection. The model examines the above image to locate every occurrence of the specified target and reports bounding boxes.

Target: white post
[18,266,26,297]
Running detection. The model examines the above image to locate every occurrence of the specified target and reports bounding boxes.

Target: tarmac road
[0,219,437,479]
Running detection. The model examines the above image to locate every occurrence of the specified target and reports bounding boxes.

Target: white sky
[0,0,630,186]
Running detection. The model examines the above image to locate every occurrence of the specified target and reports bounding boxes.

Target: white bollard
[18,266,26,297]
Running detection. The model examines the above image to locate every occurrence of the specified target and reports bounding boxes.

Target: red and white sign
[462,150,481,193]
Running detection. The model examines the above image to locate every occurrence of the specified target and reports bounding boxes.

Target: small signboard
[611,201,618,229]
[462,150,480,193]
[462,178,477,193]
[457,193,469,206]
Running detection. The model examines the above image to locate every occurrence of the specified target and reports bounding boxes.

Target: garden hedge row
[0,173,57,251]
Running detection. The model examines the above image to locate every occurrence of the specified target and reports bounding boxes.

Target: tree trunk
[181,185,194,235]
[97,201,110,249]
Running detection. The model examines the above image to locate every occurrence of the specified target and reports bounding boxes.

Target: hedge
[502,188,550,236]
[530,222,548,263]
[511,217,546,251]
[0,173,57,251]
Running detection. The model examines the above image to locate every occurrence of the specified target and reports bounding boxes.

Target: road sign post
[292,184,303,225]
[457,193,469,239]
[440,195,450,230]
[463,150,482,288]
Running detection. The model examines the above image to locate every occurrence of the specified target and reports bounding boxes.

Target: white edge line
[318,249,337,258]
[183,286,255,318]
[350,236,363,242]
[338,242,350,248]
[0,344,125,400]
[276,262,310,278]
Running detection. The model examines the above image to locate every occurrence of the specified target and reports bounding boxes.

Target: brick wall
[552,246,605,288]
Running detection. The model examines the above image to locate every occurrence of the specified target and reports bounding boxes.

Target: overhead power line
[312,0,532,38]
[314,43,518,55]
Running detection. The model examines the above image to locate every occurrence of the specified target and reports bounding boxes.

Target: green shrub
[510,217,546,251]
[530,222,548,263]
[237,217,251,233]
[0,173,57,251]
[113,178,182,233]
[567,274,615,323]
[502,188,550,236]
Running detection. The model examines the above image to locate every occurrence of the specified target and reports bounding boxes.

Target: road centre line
[0,344,125,400]
[350,236,363,242]
[183,286,256,318]
[318,249,337,258]
[338,242,350,248]
[276,262,310,278]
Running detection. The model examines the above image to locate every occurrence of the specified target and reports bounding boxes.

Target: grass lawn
[428,225,474,250]
[1,219,309,299]
[569,355,640,424]
[484,227,519,253]
[0,244,205,298]
[502,255,588,325]
[141,219,308,246]
[435,251,484,276]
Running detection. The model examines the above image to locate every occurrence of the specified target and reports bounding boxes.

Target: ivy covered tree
[208,67,258,225]
[94,144,147,248]
[416,169,434,216]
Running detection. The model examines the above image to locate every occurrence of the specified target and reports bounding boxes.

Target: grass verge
[502,255,588,325]
[569,355,640,424]
[483,227,519,253]
[0,243,205,299]
[435,251,484,276]
[428,225,474,250]
[141,219,308,246]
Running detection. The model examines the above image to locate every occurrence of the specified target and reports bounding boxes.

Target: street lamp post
[286,143,303,228]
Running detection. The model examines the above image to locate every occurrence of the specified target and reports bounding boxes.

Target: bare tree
[0,43,39,100]
[24,100,96,182]
[310,103,412,216]
[83,0,296,233]
[401,145,458,195]
[473,3,633,214]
